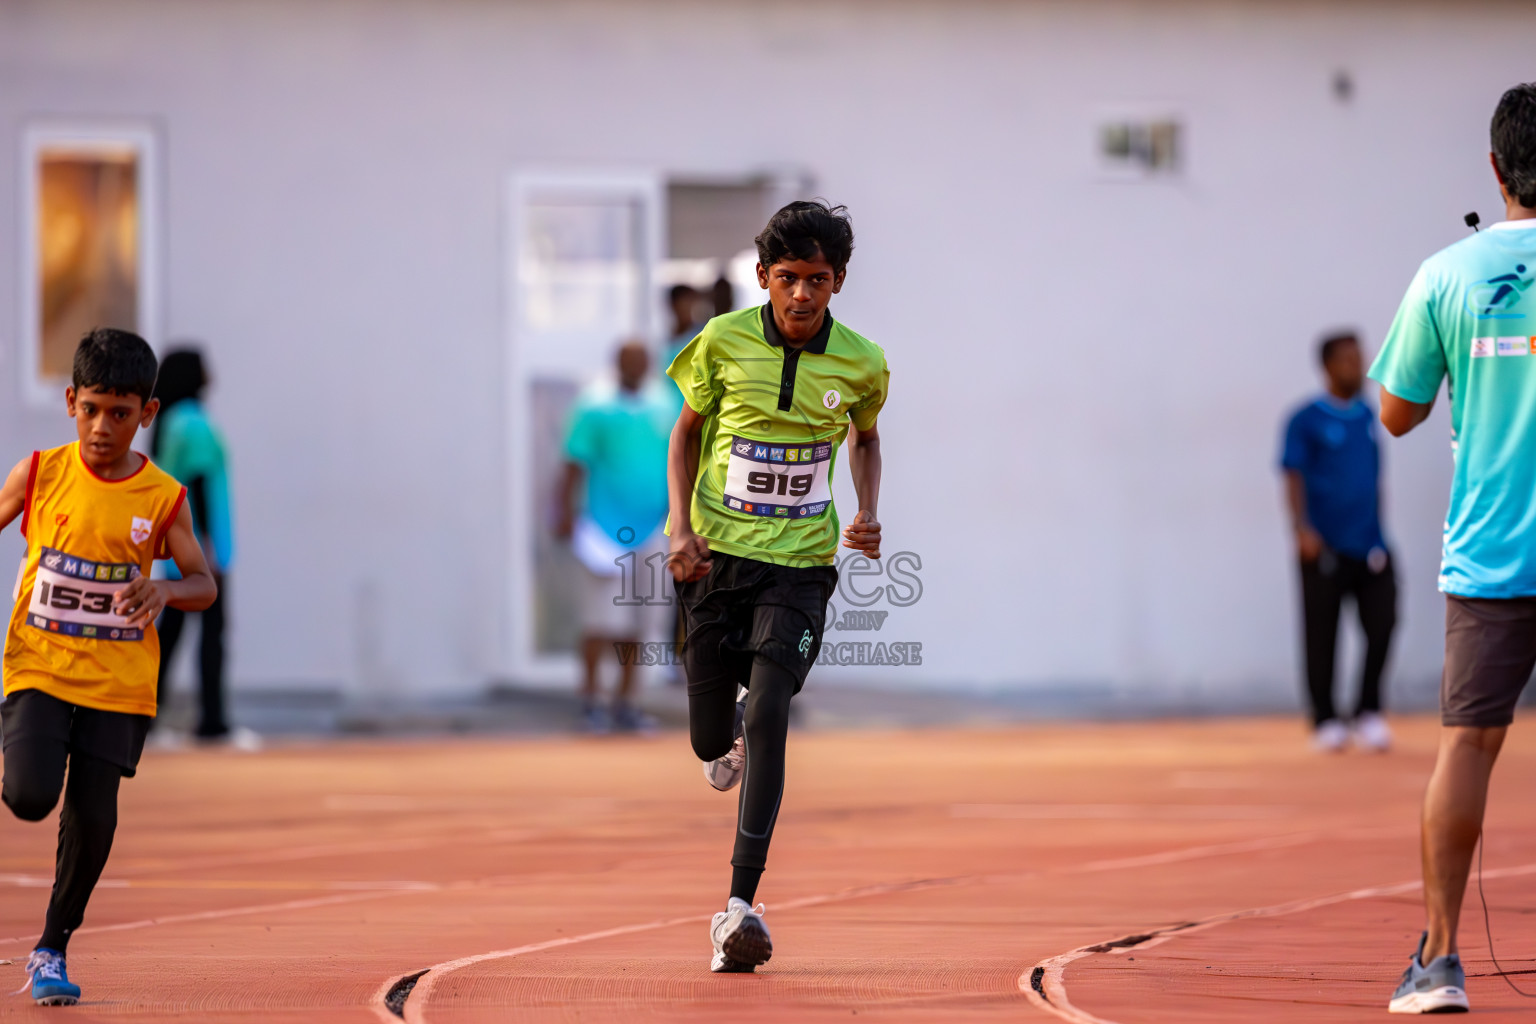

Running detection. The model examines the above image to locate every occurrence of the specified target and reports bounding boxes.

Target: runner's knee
[2,777,60,822]
[689,690,738,761]
[692,731,733,762]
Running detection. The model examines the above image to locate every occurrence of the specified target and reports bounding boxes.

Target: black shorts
[0,688,153,778]
[674,550,838,696]
[1442,595,1536,728]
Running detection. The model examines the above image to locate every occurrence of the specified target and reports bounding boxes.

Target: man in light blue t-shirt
[556,341,674,733]
[1370,83,1536,1015]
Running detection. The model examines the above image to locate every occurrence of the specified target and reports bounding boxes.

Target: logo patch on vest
[130,516,153,545]
[822,389,841,410]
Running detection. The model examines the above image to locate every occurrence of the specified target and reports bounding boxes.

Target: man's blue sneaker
[1388,932,1468,1014]
[16,948,80,1006]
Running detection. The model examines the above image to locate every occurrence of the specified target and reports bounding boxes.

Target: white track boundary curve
[1020,860,1536,1023]
[371,877,964,1024]
[371,826,1414,1023]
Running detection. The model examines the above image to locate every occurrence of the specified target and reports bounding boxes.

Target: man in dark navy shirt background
[1280,331,1397,753]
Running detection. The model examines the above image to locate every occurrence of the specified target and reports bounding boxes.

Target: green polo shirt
[667,304,889,566]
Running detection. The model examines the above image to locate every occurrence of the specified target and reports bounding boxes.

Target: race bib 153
[26,546,142,641]
[722,436,834,519]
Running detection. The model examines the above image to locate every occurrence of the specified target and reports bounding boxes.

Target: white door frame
[502,168,664,685]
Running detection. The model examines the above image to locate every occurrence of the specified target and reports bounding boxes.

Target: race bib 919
[26,546,142,641]
[722,436,834,519]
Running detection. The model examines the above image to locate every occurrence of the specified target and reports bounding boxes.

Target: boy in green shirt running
[665,200,889,972]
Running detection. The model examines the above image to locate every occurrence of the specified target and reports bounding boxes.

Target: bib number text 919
[746,472,814,498]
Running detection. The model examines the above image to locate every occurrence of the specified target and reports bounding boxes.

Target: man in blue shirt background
[1280,331,1397,754]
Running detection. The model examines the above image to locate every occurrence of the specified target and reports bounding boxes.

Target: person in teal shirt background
[150,349,244,745]
[555,341,674,732]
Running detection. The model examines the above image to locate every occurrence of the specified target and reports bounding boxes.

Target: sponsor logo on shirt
[823,389,841,410]
[1469,264,1533,320]
[1472,337,1496,358]
[130,516,153,545]
[1498,336,1532,356]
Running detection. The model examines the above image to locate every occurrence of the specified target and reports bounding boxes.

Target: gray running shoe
[702,691,747,792]
[1388,932,1469,1014]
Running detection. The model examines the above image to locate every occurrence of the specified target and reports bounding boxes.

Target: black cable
[1477,830,1536,997]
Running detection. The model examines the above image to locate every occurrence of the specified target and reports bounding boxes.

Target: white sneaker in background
[1313,718,1349,753]
[1353,712,1392,753]
[146,728,189,752]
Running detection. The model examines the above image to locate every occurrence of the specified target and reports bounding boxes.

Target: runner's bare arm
[113,499,217,628]
[667,402,712,582]
[0,458,30,533]
[842,421,882,558]
[1380,387,1434,437]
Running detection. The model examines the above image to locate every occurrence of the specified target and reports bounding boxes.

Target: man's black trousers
[156,577,228,738]
[1298,551,1397,726]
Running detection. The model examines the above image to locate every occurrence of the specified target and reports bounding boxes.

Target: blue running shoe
[1388,932,1468,1014]
[17,948,80,1006]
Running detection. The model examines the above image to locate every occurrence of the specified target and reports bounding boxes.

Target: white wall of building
[0,0,1526,700]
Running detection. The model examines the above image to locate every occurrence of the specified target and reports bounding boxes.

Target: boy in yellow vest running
[0,329,217,1005]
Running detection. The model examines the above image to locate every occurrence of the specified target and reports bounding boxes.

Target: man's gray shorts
[1443,594,1536,727]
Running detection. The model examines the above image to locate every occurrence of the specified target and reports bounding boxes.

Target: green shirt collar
[760,303,832,354]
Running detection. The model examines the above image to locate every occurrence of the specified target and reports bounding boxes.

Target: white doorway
[503,171,663,683]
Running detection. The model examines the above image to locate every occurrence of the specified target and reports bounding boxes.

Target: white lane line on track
[0,873,440,891]
[953,803,1292,821]
[100,827,546,878]
[1019,860,1536,1023]
[375,877,965,1024]
[0,887,435,948]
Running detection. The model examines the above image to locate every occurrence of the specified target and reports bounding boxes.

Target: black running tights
[689,655,797,905]
[2,739,120,952]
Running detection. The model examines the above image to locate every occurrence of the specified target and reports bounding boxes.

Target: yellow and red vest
[5,443,185,715]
